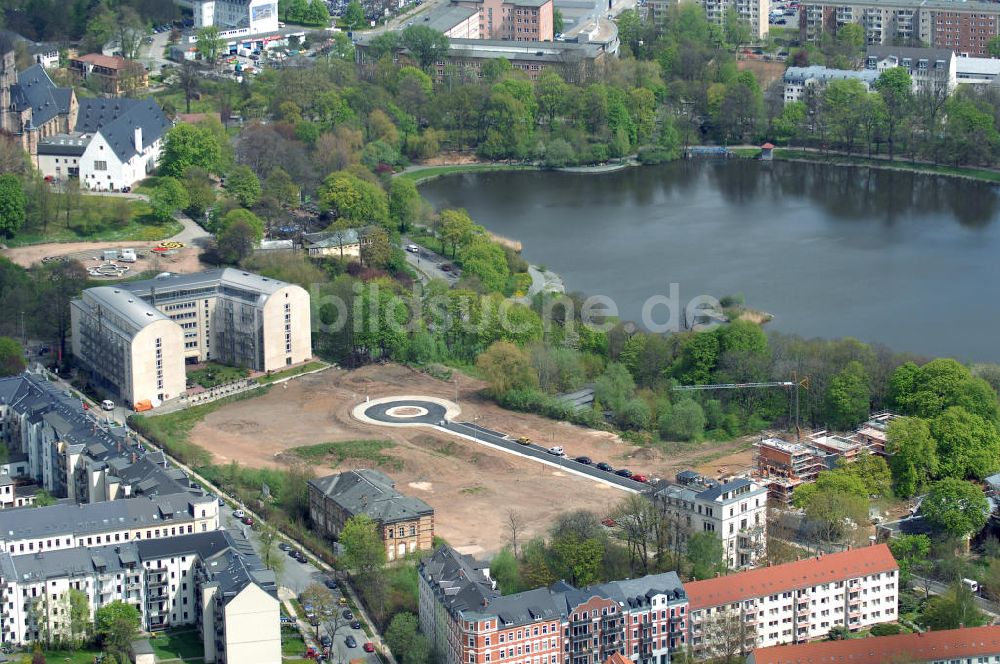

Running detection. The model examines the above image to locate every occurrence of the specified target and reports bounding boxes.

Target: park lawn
[128,387,271,468]
[187,363,250,388]
[7,197,181,247]
[289,440,399,470]
[282,628,308,656]
[258,360,329,383]
[150,627,205,660]
[397,163,536,184]
[34,648,103,664]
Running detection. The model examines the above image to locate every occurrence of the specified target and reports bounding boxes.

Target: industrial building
[71,269,312,407]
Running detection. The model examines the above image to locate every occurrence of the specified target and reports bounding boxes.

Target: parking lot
[769,1,799,27]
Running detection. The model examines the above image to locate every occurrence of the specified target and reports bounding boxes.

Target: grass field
[150,627,204,661]
[289,439,400,470]
[187,363,250,388]
[7,196,181,247]
[32,648,104,664]
[128,387,271,467]
[398,163,536,184]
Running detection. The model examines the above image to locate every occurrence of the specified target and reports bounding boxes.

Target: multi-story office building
[419,545,688,664]
[799,0,1000,58]
[309,470,434,561]
[646,0,769,39]
[746,625,1000,664]
[0,372,201,504]
[71,269,312,407]
[0,491,219,556]
[650,475,768,569]
[0,530,279,663]
[686,544,899,657]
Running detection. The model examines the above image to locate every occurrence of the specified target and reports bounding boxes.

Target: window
[94,160,107,171]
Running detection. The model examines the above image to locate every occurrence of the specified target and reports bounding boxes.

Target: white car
[547,446,565,457]
[406,244,419,253]
[101,400,115,411]
[233,509,246,519]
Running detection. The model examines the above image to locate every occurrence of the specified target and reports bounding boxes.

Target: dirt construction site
[189,364,754,556]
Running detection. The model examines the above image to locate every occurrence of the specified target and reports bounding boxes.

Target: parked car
[216,496,225,506]
[615,469,633,479]
[323,577,338,589]
[342,609,354,620]
[280,615,294,624]
[351,619,362,629]
[288,549,300,558]
[516,436,531,445]
[278,542,292,551]
[632,474,649,483]
[338,597,348,606]
[304,646,319,659]
[547,446,565,456]
[406,244,419,253]
[363,642,376,653]
[295,552,308,563]
[575,456,592,465]
[345,635,357,648]
[440,263,452,272]
[233,509,246,519]
[320,635,332,647]
[601,517,616,527]
[596,462,613,472]
[242,516,254,526]
[101,400,115,411]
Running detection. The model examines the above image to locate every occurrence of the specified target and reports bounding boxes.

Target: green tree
[922,582,988,630]
[988,35,1000,58]
[716,320,768,356]
[384,612,431,664]
[672,331,720,385]
[400,25,449,70]
[888,534,930,587]
[217,219,258,264]
[33,489,55,507]
[886,416,937,497]
[388,178,421,232]
[343,0,364,28]
[339,514,387,575]
[822,79,868,154]
[553,8,564,34]
[219,208,265,243]
[263,167,299,207]
[594,362,636,413]
[551,532,603,586]
[661,399,705,441]
[182,167,216,219]
[686,531,725,579]
[921,478,989,541]
[195,26,225,65]
[490,548,522,594]
[890,358,997,422]
[476,341,537,397]
[226,165,261,207]
[149,177,189,222]
[930,407,1000,480]
[160,123,222,177]
[0,337,25,376]
[823,360,870,430]
[873,67,913,161]
[0,174,26,237]
[438,208,477,258]
[94,601,141,656]
[66,588,90,646]
[360,226,392,268]
[318,171,389,225]
[461,239,509,292]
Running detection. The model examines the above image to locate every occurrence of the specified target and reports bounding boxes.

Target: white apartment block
[866,46,957,93]
[782,65,880,103]
[0,492,219,557]
[0,530,279,663]
[71,269,312,407]
[647,0,770,38]
[686,544,899,657]
[651,475,768,569]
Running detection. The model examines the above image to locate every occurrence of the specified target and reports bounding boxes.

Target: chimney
[134,126,142,152]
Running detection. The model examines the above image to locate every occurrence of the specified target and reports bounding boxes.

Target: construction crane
[672,374,810,435]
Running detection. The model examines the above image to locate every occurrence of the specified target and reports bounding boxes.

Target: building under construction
[855,412,898,455]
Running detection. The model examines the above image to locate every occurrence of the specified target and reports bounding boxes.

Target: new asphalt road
[359,400,651,493]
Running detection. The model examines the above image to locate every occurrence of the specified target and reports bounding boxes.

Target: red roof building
[686,545,899,656]
[747,625,1000,664]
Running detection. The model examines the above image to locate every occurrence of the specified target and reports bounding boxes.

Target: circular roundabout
[352,396,460,427]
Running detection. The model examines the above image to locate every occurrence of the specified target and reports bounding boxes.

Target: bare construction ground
[189,364,753,555]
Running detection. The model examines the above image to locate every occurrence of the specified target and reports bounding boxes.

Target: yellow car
[516,436,531,445]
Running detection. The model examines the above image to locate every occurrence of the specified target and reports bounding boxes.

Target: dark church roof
[75,97,170,163]
[12,64,70,127]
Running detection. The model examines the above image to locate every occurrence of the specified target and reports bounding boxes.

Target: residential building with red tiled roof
[746,625,1000,664]
[686,544,899,657]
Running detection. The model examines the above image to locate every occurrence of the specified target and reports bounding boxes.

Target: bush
[870,623,902,636]
[637,145,677,165]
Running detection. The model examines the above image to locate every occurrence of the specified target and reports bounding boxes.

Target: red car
[304,646,319,659]
[601,517,616,528]
[363,643,375,653]
[632,474,648,483]
[242,516,254,526]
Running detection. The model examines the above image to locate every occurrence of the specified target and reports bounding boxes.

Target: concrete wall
[260,284,312,372]
[132,320,186,405]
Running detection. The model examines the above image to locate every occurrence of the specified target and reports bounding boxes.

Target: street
[401,237,459,284]
[219,504,381,663]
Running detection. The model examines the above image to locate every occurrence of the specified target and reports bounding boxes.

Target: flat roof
[418,4,479,32]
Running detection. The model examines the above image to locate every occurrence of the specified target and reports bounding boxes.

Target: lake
[419,160,1000,362]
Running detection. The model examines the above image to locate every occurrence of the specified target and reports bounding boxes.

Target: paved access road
[359,400,650,493]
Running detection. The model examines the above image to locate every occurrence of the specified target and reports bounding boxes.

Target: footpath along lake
[419,160,1000,362]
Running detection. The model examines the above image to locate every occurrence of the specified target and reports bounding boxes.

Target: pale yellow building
[71,269,312,407]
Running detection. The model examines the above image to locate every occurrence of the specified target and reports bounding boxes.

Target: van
[962,578,979,593]
[101,400,115,411]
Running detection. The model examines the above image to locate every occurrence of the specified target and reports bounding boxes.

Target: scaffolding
[752,437,827,504]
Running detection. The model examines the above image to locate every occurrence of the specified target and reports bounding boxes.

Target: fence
[183,378,259,407]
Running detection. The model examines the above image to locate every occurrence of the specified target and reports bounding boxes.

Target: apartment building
[746,625,1000,664]
[0,491,219,556]
[752,438,832,503]
[647,0,769,39]
[782,66,880,103]
[309,470,434,561]
[854,412,897,455]
[686,544,899,657]
[419,545,688,664]
[800,0,1000,57]
[0,530,279,663]
[419,0,554,41]
[650,474,768,569]
[866,46,957,93]
[72,269,312,407]
[0,372,199,504]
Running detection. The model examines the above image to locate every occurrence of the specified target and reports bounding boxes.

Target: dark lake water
[419,161,1000,362]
